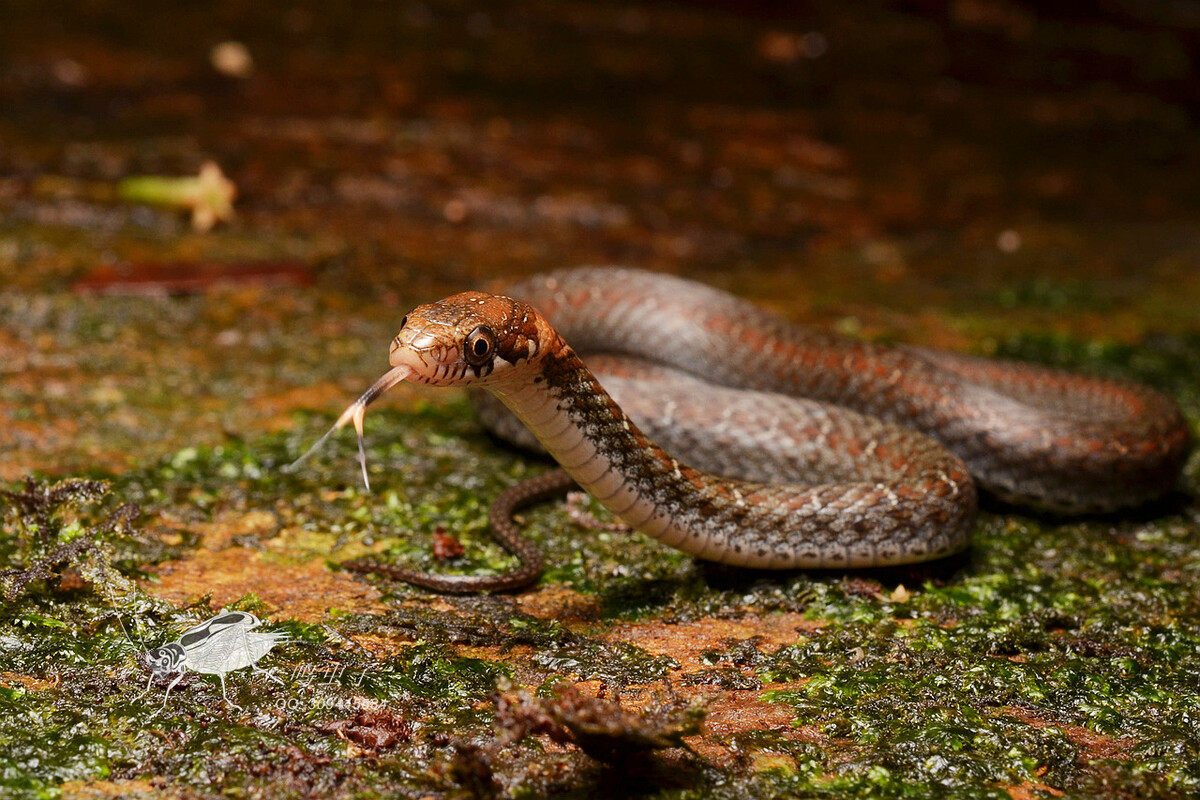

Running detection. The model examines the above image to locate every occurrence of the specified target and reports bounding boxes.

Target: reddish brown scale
[512,267,1190,514]
[332,266,1189,594]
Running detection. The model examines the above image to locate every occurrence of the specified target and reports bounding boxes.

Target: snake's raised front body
[312,267,1191,592]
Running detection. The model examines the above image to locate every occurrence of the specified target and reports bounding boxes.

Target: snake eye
[399,315,408,329]
[463,326,497,367]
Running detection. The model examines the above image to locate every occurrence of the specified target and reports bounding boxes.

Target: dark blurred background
[4,1,1200,289]
[3,0,1200,474]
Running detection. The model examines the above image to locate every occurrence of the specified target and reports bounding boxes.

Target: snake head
[286,290,552,490]
[388,291,544,386]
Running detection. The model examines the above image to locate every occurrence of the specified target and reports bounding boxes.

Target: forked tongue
[284,364,413,491]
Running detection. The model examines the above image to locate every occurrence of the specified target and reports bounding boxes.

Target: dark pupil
[400,315,408,328]
[472,338,489,356]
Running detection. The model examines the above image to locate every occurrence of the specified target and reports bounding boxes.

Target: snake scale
[300,267,1191,592]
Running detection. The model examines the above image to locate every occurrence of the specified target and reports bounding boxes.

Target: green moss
[3,322,1199,798]
[994,277,1110,312]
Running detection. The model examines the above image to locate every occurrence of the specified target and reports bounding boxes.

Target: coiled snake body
[304,267,1191,592]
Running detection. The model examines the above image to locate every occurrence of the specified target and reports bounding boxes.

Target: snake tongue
[284,364,414,491]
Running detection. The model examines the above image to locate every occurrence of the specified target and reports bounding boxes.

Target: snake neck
[488,341,729,558]
[490,339,690,500]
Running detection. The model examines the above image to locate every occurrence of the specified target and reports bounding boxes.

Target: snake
[293,267,1192,593]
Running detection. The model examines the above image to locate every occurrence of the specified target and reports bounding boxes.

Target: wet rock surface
[2,2,1199,798]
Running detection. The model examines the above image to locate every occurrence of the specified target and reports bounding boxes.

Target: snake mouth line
[284,363,414,491]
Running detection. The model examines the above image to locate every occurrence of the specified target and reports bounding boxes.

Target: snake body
[340,267,1191,592]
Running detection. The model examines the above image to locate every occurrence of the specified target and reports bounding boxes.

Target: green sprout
[117,160,236,231]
